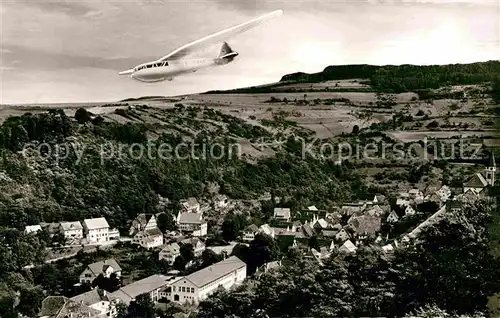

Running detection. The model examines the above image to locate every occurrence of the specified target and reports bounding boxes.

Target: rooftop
[178,212,204,224]
[60,221,83,231]
[83,217,109,230]
[86,258,122,276]
[111,274,171,303]
[185,256,246,288]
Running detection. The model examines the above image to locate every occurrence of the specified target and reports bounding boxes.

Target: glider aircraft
[119,10,283,82]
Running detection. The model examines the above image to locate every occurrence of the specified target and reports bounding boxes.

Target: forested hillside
[281,60,500,92]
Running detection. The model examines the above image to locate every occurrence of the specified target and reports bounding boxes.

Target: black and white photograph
[1,0,500,317]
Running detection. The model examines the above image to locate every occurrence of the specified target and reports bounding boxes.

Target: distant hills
[203,60,500,95]
[280,60,500,92]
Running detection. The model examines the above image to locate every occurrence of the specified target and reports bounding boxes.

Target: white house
[70,289,118,318]
[273,208,291,222]
[339,239,357,253]
[258,224,275,238]
[166,256,246,304]
[214,195,229,209]
[79,258,122,284]
[335,229,350,242]
[133,228,164,249]
[83,217,110,244]
[386,211,399,223]
[408,189,424,201]
[242,224,259,242]
[159,243,181,265]
[24,225,42,234]
[176,212,208,237]
[405,205,416,216]
[181,197,200,213]
[39,296,101,318]
[59,221,83,240]
[129,213,158,237]
[463,154,496,194]
[436,185,452,202]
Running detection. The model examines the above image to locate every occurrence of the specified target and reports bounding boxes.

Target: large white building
[83,217,110,244]
[162,256,246,304]
[176,212,208,237]
[59,221,83,240]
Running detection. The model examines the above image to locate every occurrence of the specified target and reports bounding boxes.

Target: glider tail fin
[218,42,238,59]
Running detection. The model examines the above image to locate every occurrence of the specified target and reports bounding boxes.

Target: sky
[1,0,499,104]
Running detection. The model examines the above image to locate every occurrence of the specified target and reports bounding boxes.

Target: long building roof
[184,256,246,288]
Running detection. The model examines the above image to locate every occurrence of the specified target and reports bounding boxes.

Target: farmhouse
[463,153,496,195]
[38,296,101,318]
[133,227,164,249]
[176,212,208,237]
[79,258,122,284]
[59,221,83,240]
[159,242,181,265]
[70,289,117,318]
[129,213,158,236]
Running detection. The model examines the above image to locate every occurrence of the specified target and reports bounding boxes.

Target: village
[31,154,497,318]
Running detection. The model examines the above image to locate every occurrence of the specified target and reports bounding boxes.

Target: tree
[173,255,187,271]
[17,286,44,317]
[352,125,360,134]
[201,249,223,267]
[221,218,238,242]
[180,243,194,262]
[156,212,175,233]
[128,293,155,318]
[246,233,279,274]
[75,108,92,124]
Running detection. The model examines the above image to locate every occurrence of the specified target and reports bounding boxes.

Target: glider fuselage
[128,53,238,83]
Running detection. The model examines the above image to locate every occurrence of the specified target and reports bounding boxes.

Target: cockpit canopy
[135,61,169,71]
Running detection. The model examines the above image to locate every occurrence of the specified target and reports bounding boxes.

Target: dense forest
[0,109,371,234]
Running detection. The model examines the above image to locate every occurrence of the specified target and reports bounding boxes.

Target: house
[167,256,246,304]
[307,248,331,266]
[181,197,200,213]
[180,237,206,257]
[335,229,350,242]
[176,212,208,237]
[396,198,410,207]
[70,289,117,318]
[79,258,122,284]
[133,228,164,249]
[301,223,316,238]
[214,194,229,209]
[59,221,83,240]
[463,153,496,194]
[206,242,239,256]
[83,217,110,244]
[159,243,181,265]
[307,206,318,212]
[312,218,330,231]
[386,210,399,223]
[129,213,158,237]
[25,225,42,234]
[373,194,386,204]
[258,224,275,238]
[408,189,424,201]
[436,185,452,202]
[339,240,357,253]
[108,228,120,240]
[273,208,291,222]
[110,274,172,305]
[404,205,416,216]
[242,224,259,242]
[382,244,394,252]
[38,296,101,318]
